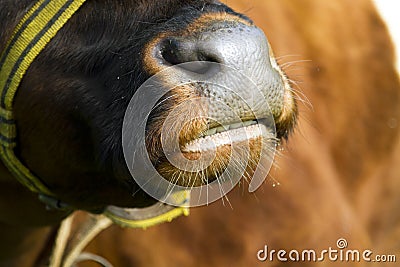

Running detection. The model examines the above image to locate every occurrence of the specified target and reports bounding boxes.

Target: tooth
[243,121,253,127]
[216,126,227,133]
[230,122,243,129]
[205,128,217,136]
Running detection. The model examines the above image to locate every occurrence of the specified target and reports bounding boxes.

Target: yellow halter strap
[0,0,87,196]
[0,0,189,230]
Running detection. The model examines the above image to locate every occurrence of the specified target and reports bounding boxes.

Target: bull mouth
[150,117,278,188]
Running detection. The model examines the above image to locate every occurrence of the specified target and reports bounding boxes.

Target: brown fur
[80,0,400,266]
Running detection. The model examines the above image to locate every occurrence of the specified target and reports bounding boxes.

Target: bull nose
[145,20,294,131]
[159,38,220,74]
[156,22,275,76]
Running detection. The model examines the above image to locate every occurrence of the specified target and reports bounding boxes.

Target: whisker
[288,80,313,110]
[275,54,303,62]
[280,59,312,70]
[149,93,180,114]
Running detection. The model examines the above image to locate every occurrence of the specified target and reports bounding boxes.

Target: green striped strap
[0,0,87,195]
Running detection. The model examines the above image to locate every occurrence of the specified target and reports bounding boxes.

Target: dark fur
[0,0,256,211]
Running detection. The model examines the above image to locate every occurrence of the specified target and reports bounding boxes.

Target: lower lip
[182,124,270,153]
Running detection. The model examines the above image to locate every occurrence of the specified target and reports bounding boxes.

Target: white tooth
[183,124,268,153]
[243,121,252,127]
[205,128,217,136]
[216,126,227,133]
[230,122,243,129]
[244,120,257,127]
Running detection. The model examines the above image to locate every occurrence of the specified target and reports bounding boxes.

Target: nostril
[158,38,221,75]
[160,38,182,66]
[196,51,220,64]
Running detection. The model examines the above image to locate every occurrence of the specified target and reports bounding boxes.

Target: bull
[0,0,297,266]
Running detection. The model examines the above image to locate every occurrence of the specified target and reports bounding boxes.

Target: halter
[0,1,189,266]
